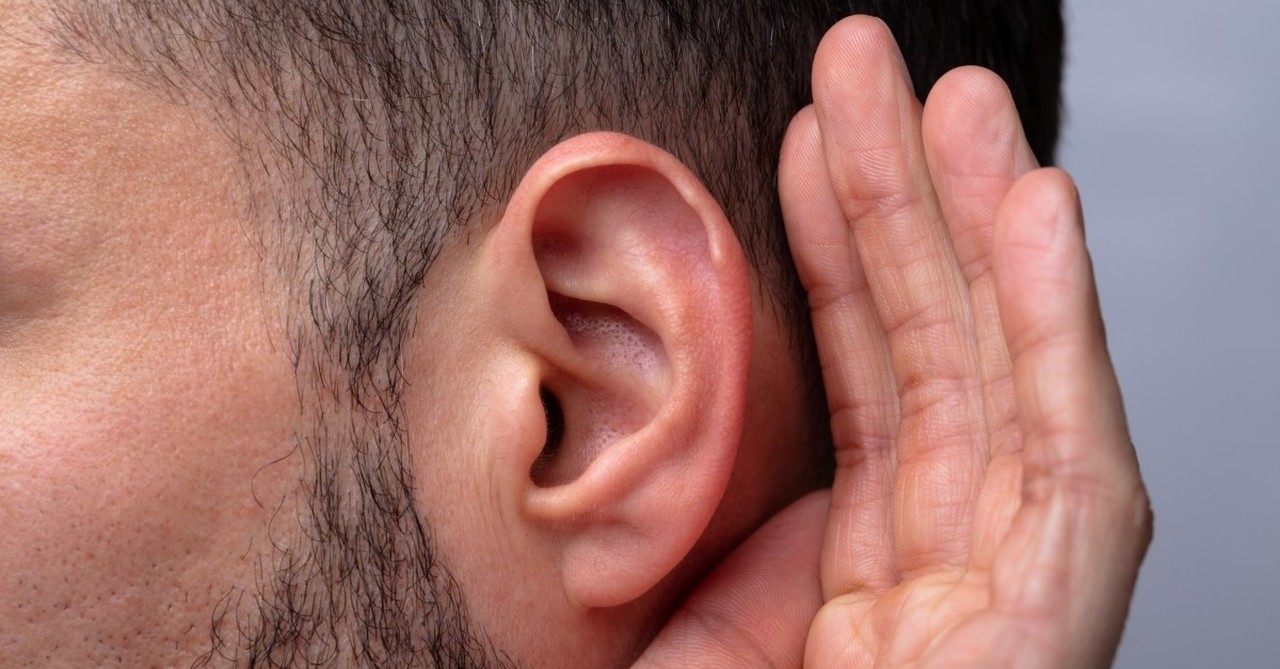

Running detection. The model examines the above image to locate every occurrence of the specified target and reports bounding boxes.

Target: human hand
[633,15,1151,668]
[777,16,1153,668]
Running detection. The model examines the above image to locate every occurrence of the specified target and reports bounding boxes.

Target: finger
[923,68,1040,289]
[920,68,1040,569]
[632,492,829,669]
[988,169,1153,667]
[779,106,898,596]
[923,67,1039,458]
[812,15,987,574]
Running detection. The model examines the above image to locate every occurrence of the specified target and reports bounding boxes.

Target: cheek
[0,295,301,659]
[0,51,306,662]
[5,394,233,601]
[4,366,291,552]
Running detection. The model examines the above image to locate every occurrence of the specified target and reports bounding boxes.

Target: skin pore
[398,136,819,666]
[0,21,303,666]
[2,1,1151,667]
[0,3,817,666]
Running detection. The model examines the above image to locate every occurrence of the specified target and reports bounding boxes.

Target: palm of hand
[782,18,1152,669]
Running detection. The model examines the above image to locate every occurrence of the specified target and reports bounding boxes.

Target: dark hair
[34,1,1062,666]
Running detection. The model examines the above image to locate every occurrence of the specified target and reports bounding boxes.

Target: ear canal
[533,385,566,479]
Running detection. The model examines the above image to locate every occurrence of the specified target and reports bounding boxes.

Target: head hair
[34,1,1063,665]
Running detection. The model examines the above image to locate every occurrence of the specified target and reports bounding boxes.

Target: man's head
[0,1,1062,666]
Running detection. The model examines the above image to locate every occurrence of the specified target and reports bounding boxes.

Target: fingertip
[812,15,908,109]
[923,67,1038,177]
[816,15,896,65]
[995,168,1083,271]
[993,168,1099,368]
[778,106,826,220]
[791,488,833,537]
[778,105,851,292]
[778,105,821,193]
[923,66,1016,142]
[927,66,1015,118]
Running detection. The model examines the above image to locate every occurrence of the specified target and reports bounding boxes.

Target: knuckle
[885,297,953,343]
[804,275,869,314]
[832,159,922,224]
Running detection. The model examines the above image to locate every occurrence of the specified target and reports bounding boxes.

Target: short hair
[33,1,1063,665]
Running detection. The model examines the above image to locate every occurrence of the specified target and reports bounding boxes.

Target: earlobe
[481,133,754,610]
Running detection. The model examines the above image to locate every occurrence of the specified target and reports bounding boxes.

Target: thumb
[632,491,829,668]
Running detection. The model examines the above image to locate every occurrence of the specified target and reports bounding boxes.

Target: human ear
[471,132,753,610]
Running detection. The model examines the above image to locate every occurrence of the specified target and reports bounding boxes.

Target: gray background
[1059,0,1279,665]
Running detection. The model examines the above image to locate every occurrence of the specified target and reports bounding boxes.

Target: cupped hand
[634,15,1151,668]
[779,16,1152,668]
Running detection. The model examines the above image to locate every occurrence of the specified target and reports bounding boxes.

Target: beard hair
[194,404,508,668]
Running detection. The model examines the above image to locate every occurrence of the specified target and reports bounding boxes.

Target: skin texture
[638,17,1152,669]
[0,3,1149,667]
[1,3,819,666]
[0,20,303,667]
[396,134,820,666]
[792,21,1151,667]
